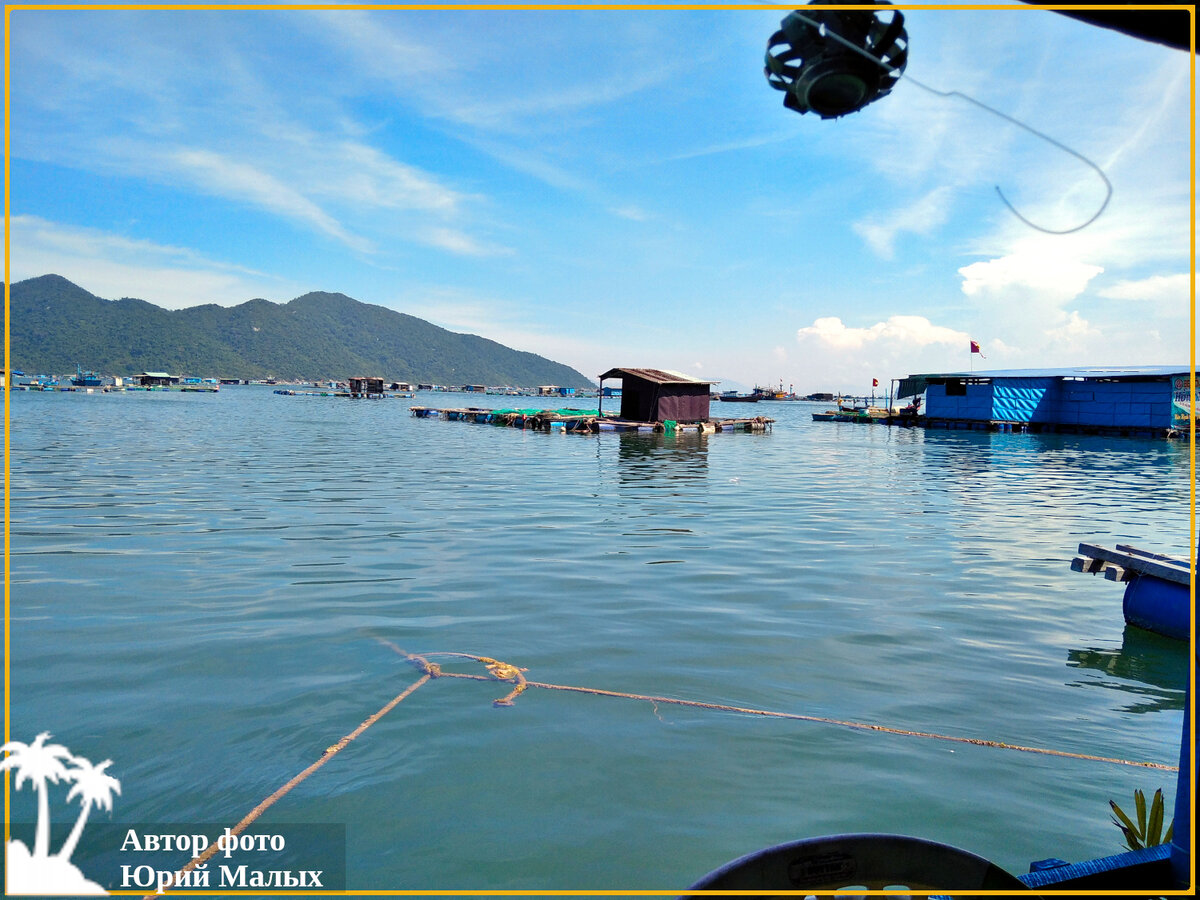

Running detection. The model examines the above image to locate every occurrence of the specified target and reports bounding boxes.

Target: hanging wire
[789,9,1112,234]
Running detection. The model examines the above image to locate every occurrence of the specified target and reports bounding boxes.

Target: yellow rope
[149,643,1177,897]
[395,645,1178,772]
[146,672,431,899]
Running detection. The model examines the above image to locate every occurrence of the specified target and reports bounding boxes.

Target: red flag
[871,378,879,387]
[970,340,985,358]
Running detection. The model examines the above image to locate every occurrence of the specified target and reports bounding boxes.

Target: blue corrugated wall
[925,378,1173,428]
[992,378,1059,422]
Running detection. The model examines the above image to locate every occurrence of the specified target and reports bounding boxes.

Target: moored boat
[70,365,103,387]
[718,391,759,402]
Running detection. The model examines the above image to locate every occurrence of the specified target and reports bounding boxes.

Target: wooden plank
[1077,543,1191,585]
[1103,565,1130,582]
[1071,555,1106,574]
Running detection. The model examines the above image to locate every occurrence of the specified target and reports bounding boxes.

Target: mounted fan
[765,0,908,119]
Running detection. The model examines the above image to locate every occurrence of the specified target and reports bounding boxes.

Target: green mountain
[6,274,594,387]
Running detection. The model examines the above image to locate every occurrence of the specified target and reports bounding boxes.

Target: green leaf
[1147,789,1165,845]
[1110,800,1138,836]
[1110,789,1175,850]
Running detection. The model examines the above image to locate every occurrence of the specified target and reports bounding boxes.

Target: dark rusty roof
[598,367,714,385]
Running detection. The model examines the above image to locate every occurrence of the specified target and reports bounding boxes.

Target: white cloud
[320,142,468,215]
[797,315,967,351]
[958,251,1103,302]
[794,315,971,388]
[1098,272,1191,312]
[852,187,955,259]
[7,215,302,308]
[419,227,511,257]
[168,148,372,253]
[610,205,651,222]
[300,10,445,84]
[1044,309,1100,346]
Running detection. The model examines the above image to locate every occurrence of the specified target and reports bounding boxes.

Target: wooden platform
[1071,543,1191,585]
[1071,542,1190,640]
[410,406,773,433]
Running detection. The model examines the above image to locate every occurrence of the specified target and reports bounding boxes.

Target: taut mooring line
[148,643,1175,898]
[392,644,1177,772]
[146,671,431,899]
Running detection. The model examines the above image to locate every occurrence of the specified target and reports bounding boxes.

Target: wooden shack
[349,377,385,398]
[598,367,713,423]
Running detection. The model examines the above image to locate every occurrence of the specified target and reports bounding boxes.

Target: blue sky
[5,4,1193,392]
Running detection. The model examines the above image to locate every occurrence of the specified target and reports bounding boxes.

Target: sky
[4,3,1194,392]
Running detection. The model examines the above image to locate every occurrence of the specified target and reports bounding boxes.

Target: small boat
[1070,542,1190,640]
[813,397,875,423]
[718,391,759,402]
[70,365,103,388]
[180,376,219,393]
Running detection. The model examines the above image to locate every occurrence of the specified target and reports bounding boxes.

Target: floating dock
[883,415,1177,439]
[1071,543,1191,641]
[12,384,219,393]
[411,406,773,433]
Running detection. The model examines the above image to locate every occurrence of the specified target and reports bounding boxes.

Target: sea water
[6,386,1191,891]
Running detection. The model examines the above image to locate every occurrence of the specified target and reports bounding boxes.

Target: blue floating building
[895,365,1192,437]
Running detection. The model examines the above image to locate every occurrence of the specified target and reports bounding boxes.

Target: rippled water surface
[8,386,1192,891]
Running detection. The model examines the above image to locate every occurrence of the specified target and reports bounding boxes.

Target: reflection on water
[615,431,711,480]
[1067,625,1190,715]
[7,390,1193,890]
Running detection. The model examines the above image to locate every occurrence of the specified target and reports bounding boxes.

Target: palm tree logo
[2,732,119,895]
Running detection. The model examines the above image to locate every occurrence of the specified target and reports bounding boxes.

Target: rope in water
[391,645,1177,772]
[145,671,431,899]
[147,645,1176,897]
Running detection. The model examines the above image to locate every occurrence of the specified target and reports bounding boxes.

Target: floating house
[138,372,177,387]
[895,366,1191,437]
[597,367,713,423]
[348,376,385,399]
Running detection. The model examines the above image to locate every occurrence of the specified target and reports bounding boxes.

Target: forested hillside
[7,275,593,386]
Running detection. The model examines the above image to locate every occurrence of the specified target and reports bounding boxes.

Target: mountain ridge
[6,274,594,387]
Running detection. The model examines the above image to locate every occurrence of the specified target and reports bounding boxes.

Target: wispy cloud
[324,142,467,214]
[419,227,512,257]
[12,11,498,260]
[1098,272,1192,317]
[7,215,303,308]
[169,148,372,253]
[852,186,955,259]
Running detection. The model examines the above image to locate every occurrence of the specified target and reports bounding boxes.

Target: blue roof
[906,365,1191,380]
